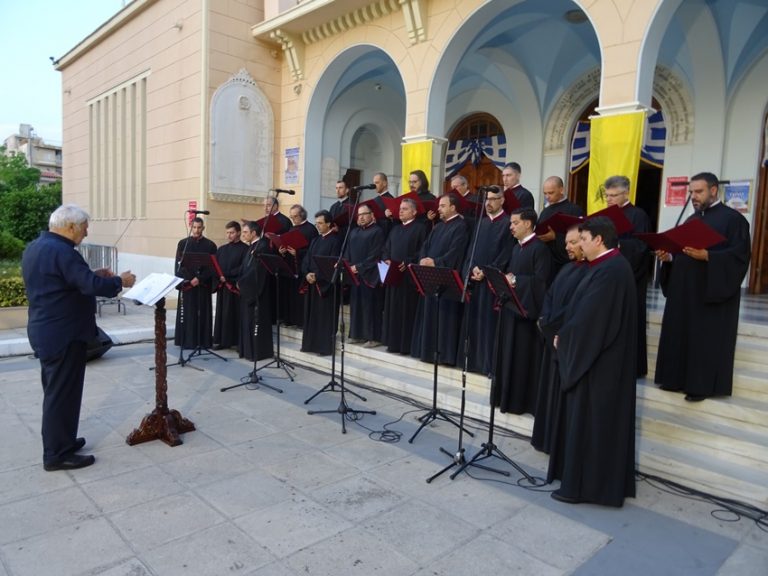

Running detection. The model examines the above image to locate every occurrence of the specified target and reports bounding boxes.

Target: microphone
[352,183,376,191]
[187,209,210,215]
[271,188,296,195]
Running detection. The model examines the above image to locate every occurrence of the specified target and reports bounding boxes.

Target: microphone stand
[427,187,503,482]
[308,189,376,433]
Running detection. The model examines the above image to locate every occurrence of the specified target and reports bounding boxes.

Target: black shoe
[550,490,585,504]
[684,394,706,402]
[44,454,95,472]
[74,437,86,451]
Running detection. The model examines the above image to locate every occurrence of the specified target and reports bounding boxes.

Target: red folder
[256,215,285,235]
[535,212,584,235]
[381,196,402,218]
[332,204,355,228]
[265,229,309,251]
[591,204,634,236]
[360,198,387,220]
[379,260,405,286]
[635,218,726,254]
[502,187,521,214]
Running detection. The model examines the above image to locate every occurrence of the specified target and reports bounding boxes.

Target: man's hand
[350,265,358,274]
[384,208,393,218]
[398,262,407,272]
[190,277,200,287]
[682,247,708,261]
[420,257,435,267]
[537,227,555,243]
[120,270,136,288]
[655,249,673,263]
[426,210,437,221]
[306,272,316,284]
[553,335,559,350]
[471,265,484,281]
[94,268,114,278]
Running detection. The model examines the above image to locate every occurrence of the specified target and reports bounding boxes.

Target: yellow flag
[401,140,434,185]
[586,111,645,214]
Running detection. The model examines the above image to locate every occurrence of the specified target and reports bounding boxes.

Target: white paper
[377,261,390,283]
[122,273,184,306]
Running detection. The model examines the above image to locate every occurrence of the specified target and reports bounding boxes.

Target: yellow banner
[586,111,645,214]
[401,140,434,185]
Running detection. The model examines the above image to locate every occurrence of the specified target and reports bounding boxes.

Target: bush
[0,277,28,307]
[0,182,61,243]
[0,230,24,259]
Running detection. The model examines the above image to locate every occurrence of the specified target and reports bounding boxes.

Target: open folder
[635,218,726,254]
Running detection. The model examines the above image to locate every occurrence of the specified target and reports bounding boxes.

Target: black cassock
[531,261,588,454]
[381,219,428,354]
[237,238,274,362]
[345,223,385,342]
[538,199,584,282]
[213,240,248,349]
[457,211,513,374]
[505,185,535,209]
[267,212,293,325]
[410,216,469,366]
[619,202,652,377]
[548,249,637,507]
[280,221,319,328]
[371,192,396,238]
[494,237,551,415]
[301,231,342,355]
[174,235,217,349]
[655,202,751,397]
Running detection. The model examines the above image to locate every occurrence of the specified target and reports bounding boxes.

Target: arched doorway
[749,110,768,294]
[568,99,664,229]
[443,113,505,193]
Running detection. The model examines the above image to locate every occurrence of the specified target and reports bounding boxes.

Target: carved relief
[652,65,694,145]
[209,69,274,201]
[544,68,601,152]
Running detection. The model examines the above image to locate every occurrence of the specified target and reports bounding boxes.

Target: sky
[0,0,127,145]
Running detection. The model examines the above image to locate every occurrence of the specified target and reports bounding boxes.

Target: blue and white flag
[569,121,590,173]
[641,109,666,167]
[444,135,507,179]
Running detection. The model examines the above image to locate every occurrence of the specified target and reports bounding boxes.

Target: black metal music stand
[176,252,227,367]
[448,265,535,483]
[408,264,474,444]
[221,240,282,394]
[257,253,297,381]
[304,255,366,404]
[307,256,375,433]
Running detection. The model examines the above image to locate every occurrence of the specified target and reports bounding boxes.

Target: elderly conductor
[22,205,136,471]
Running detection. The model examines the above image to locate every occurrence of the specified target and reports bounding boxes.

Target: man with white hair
[22,204,136,471]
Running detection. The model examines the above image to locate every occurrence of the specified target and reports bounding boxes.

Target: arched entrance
[443,113,505,193]
[749,110,768,294]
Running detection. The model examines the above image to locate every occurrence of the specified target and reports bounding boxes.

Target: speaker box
[86,326,113,362]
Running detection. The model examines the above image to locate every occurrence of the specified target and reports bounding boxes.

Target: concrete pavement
[0,304,766,575]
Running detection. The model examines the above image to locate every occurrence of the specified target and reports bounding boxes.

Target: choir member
[237,221,274,361]
[536,176,584,281]
[502,162,534,209]
[212,221,247,350]
[279,204,318,328]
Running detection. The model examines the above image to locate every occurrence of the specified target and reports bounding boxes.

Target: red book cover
[256,215,285,235]
[591,204,634,236]
[535,212,585,235]
[635,218,726,254]
[265,229,309,251]
[503,187,521,214]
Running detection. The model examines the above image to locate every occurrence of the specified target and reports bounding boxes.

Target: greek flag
[444,135,507,179]
[569,121,590,173]
[641,109,666,167]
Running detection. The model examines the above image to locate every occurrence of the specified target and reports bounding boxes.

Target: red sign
[665,177,688,207]
[187,200,197,225]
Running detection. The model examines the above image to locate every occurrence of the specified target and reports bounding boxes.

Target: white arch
[637,0,685,106]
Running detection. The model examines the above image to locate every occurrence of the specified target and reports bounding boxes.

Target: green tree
[0,182,62,243]
[0,146,41,195]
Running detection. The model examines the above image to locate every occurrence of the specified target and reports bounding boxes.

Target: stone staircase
[276,296,768,511]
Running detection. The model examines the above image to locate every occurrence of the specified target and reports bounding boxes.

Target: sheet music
[378,261,390,283]
[122,273,184,306]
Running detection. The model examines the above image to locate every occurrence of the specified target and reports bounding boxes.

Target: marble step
[637,437,768,510]
[638,406,768,473]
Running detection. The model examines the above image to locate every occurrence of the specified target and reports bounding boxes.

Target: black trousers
[40,340,87,465]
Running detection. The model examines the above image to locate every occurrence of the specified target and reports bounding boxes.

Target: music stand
[307,256,376,432]
[176,252,227,367]
[256,253,297,381]
[449,265,535,483]
[220,243,283,394]
[408,264,474,444]
[304,255,366,404]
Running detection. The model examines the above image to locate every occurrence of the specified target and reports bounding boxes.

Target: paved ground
[0,305,766,576]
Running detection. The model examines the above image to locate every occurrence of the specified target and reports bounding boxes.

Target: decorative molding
[301,0,402,45]
[544,68,601,152]
[271,29,305,82]
[208,191,264,204]
[400,0,426,45]
[652,65,694,145]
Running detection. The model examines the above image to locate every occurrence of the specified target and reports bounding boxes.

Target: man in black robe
[448,174,482,235]
[279,204,318,328]
[301,210,342,355]
[502,162,535,209]
[548,216,637,507]
[174,217,217,349]
[409,169,438,226]
[410,194,469,366]
[381,198,428,354]
[654,172,751,400]
[605,175,652,377]
[329,179,356,237]
[531,226,588,454]
[345,205,385,346]
[262,195,292,324]
[457,187,512,374]
[213,221,248,350]
[495,208,552,415]
[237,221,274,361]
[536,176,584,281]
[372,172,397,237]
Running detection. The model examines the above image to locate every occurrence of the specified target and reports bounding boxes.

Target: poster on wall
[665,176,688,206]
[723,180,751,214]
[285,147,300,185]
